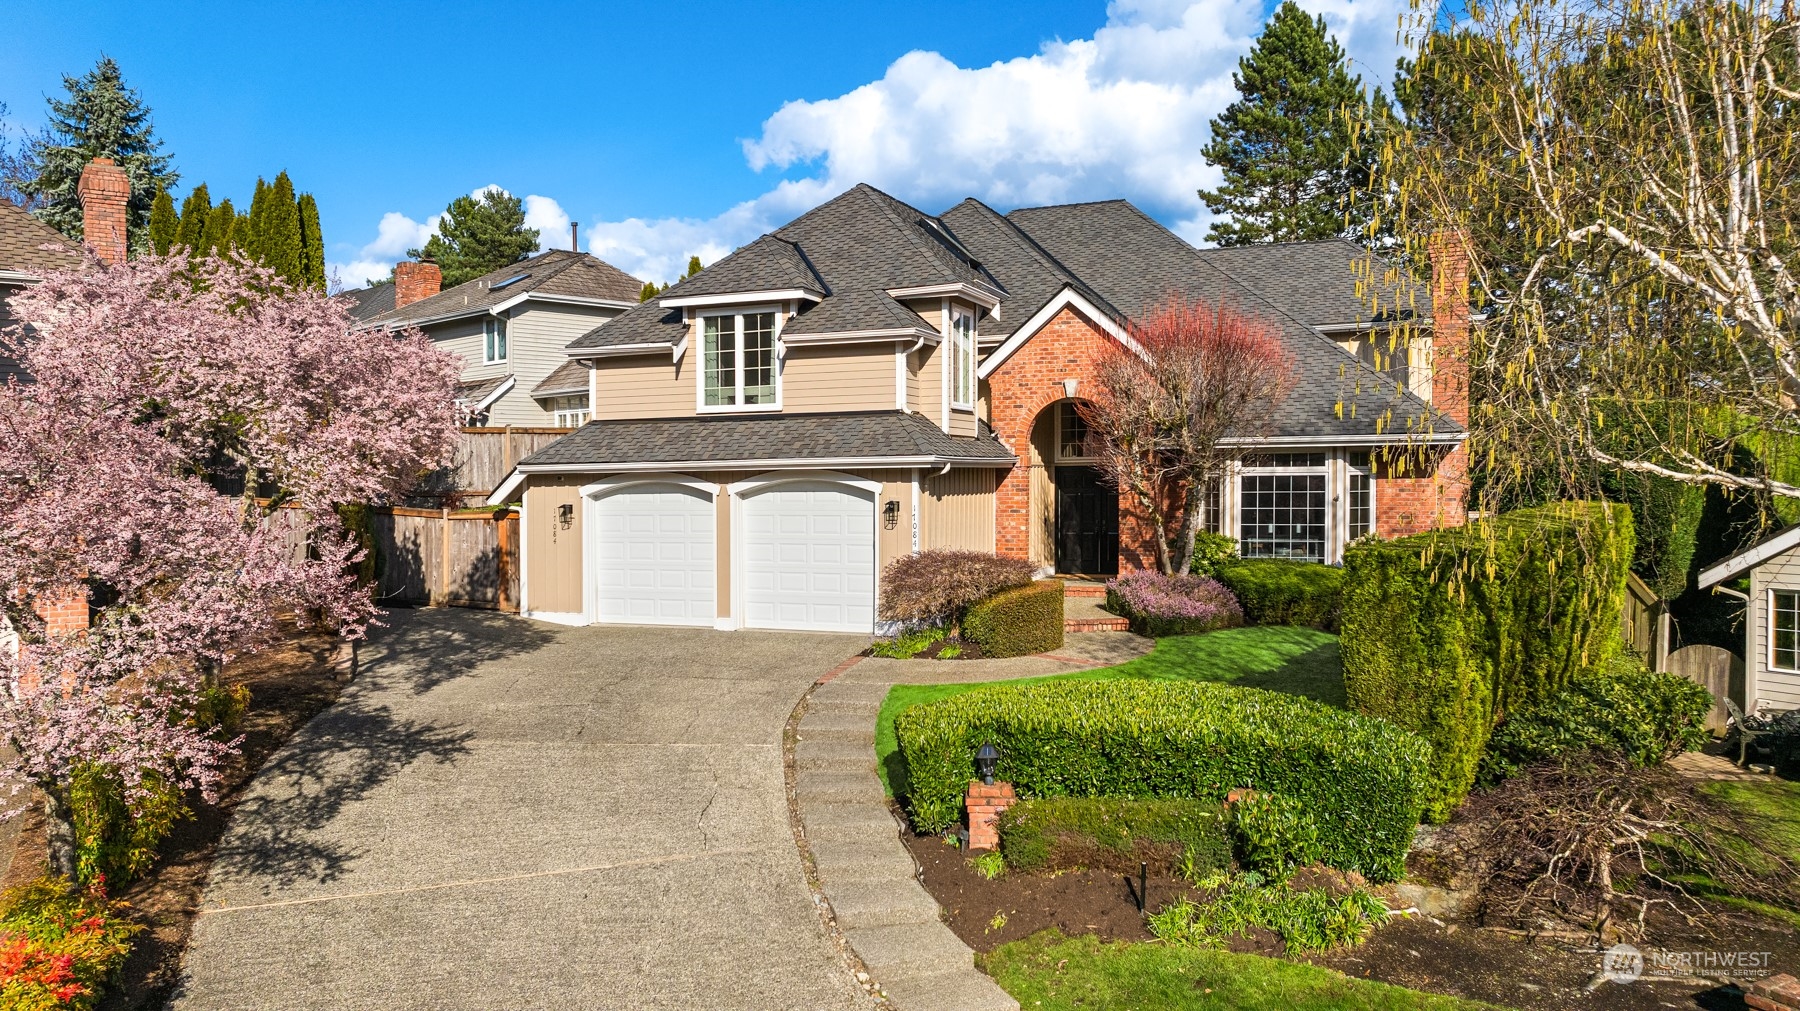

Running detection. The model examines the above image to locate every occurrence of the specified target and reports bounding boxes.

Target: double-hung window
[483,317,508,364]
[1774,590,1800,671]
[702,310,778,408]
[1347,450,1375,542]
[1238,452,1329,563]
[950,309,976,408]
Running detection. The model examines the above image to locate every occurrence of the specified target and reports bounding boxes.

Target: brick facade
[77,158,130,266]
[36,585,90,638]
[965,780,1017,851]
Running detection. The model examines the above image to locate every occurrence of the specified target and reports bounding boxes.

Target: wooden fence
[1667,644,1744,732]
[1621,571,1671,671]
[262,505,519,612]
[417,427,574,505]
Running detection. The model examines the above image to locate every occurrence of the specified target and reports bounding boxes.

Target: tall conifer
[243,177,269,261]
[297,192,325,290]
[202,198,235,255]
[147,189,176,255]
[409,189,540,287]
[259,171,303,285]
[175,183,211,252]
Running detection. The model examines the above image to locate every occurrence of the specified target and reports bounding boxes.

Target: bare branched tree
[1379,0,1800,508]
[1079,297,1295,574]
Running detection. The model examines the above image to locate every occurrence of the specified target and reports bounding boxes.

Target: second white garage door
[592,484,716,626]
[742,481,876,633]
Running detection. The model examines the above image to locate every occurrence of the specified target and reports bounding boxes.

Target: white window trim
[1053,401,1095,464]
[483,315,509,365]
[939,297,951,430]
[950,306,976,411]
[1237,453,1332,565]
[694,303,784,414]
[1345,450,1377,553]
[1770,588,1800,674]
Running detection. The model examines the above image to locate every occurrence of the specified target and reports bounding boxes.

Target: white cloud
[329,186,572,290]
[581,0,1412,283]
[523,194,576,253]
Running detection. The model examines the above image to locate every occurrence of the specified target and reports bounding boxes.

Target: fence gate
[1666,644,1744,733]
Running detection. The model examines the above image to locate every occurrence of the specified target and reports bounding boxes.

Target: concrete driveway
[173,609,873,1010]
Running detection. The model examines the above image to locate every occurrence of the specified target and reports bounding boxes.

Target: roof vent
[491,273,530,291]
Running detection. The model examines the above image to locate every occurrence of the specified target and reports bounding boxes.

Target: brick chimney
[1427,230,1471,428]
[77,157,131,266]
[394,259,442,308]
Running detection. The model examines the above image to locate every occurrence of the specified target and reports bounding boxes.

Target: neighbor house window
[950,308,976,408]
[1238,452,1328,563]
[483,317,508,363]
[703,311,778,408]
[1348,450,1375,541]
[1774,590,1800,671]
[1057,401,1093,462]
[548,394,590,427]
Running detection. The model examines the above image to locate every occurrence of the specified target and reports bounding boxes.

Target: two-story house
[346,248,645,426]
[487,184,1469,634]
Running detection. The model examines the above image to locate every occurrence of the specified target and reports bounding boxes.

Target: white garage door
[742,481,876,633]
[592,485,716,626]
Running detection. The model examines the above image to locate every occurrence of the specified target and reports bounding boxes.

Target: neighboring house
[1,160,126,382]
[488,184,1470,634]
[1699,529,1800,712]
[345,249,645,426]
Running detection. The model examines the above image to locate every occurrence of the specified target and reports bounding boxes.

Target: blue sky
[2,0,1416,287]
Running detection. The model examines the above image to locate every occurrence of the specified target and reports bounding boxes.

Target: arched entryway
[1028,399,1119,576]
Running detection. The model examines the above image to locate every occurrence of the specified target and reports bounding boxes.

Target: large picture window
[1774,590,1800,671]
[1238,452,1327,562]
[702,311,777,408]
[950,308,976,408]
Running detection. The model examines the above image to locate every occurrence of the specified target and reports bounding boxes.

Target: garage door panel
[593,485,715,627]
[742,482,875,633]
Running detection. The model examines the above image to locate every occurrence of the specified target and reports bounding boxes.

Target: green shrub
[896,679,1430,880]
[879,550,1035,626]
[1227,793,1322,878]
[870,625,946,659]
[1148,873,1388,954]
[1478,656,1712,785]
[1340,501,1634,820]
[0,877,140,1010]
[963,579,1064,658]
[1188,532,1239,577]
[1217,560,1345,630]
[997,797,1230,877]
[193,680,251,737]
[68,767,188,886]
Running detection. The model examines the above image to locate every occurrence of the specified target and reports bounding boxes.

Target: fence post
[503,426,515,473]
[496,509,515,613]
[438,507,451,607]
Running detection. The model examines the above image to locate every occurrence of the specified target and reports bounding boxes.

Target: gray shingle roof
[519,410,1014,469]
[783,289,932,336]
[531,358,589,397]
[0,200,84,276]
[455,374,511,404]
[659,234,823,299]
[360,249,643,329]
[1003,200,1458,441]
[937,198,1111,341]
[334,282,396,323]
[570,299,686,349]
[1194,240,1430,327]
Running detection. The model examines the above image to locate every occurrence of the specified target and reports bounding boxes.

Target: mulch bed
[859,636,989,661]
[904,825,1800,1011]
[2,621,350,1011]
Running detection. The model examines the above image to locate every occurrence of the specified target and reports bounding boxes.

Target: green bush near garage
[896,678,1430,880]
[963,579,1064,658]
[1339,501,1635,821]
[1216,560,1344,630]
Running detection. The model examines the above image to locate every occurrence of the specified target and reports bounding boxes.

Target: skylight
[491,273,530,291]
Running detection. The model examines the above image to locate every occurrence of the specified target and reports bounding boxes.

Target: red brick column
[965,780,1017,851]
[395,260,443,308]
[77,158,130,266]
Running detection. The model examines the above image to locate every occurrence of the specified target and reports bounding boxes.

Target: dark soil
[0,622,352,1011]
[906,826,1800,1011]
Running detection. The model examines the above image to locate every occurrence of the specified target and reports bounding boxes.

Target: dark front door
[1054,466,1119,575]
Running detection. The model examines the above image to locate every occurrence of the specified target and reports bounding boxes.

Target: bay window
[702,310,778,409]
[950,308,975,408]
[1238,452,1328,563]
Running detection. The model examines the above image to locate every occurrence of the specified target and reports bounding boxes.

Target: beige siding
[915,341,944,426]
[1749,549,1800,710]
[1028,409,1057,569]
[592,353,692,420]
[523,475,584,615]
[715,488,732,619]
[783,343,896,413]
[922,468,998,551]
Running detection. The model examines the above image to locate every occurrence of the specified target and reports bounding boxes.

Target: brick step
[1063,583,1106,598]
[1065,617,1130,632]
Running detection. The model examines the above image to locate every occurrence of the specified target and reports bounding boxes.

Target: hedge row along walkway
[788,633,1152,1011]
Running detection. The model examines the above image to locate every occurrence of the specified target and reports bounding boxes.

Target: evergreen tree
[201,197,235,255]
[175,183,211,251]
[410,189,540,287]
[685,255,702,278]
[231,210,252,253]
[638,280,659,302]
[147,188,176,255]
[258,171,304,285]
[1198,2,1383,246]
[19,57,179,252]
[297,192,325,291]
[243,177,269,262]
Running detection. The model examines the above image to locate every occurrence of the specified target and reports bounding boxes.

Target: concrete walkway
[173,609,875,1011]
[789,632,1152,1011]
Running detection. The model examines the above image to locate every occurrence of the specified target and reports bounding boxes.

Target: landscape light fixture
[975,742,999,785]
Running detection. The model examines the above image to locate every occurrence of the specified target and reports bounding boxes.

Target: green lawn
[874,626,1342,795]
[980,930,1504,1011]
[1686,776,1800,927]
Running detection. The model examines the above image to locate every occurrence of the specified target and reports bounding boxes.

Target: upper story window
[950,308,976,408]
[483,316,508,364]
[702,310,778,409]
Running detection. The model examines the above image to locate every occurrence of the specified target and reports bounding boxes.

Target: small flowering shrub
[1105,571,1244,637]
[0,878,139,1011]
[879,550,1035,626]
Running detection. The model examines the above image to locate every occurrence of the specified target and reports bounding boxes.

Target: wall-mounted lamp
[557,503,574,529]
[883,500,900,530]
[1062,378,1080,399]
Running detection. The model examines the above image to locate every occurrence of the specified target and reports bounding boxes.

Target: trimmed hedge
[963,579,1064,658]
[997,797,1230,876]
[895,679,1430,880]
[1339,501,1634,821]
[1477,655,1712,785]
[1216,560,1344,630]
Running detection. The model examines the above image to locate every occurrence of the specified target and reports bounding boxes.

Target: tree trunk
[42,787,77,882]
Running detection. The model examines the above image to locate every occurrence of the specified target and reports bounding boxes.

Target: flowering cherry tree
[1079,297,1294,574]
[0,252,460,878]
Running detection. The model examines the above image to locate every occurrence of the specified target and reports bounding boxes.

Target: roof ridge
[857,185,963,282]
